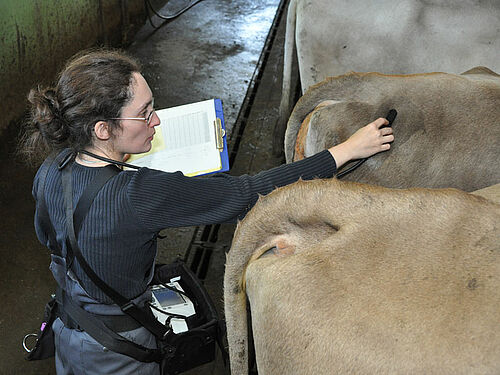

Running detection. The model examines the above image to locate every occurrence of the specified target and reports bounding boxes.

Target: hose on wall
[144,0,205,28]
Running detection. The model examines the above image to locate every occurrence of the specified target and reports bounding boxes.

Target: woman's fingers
[382,134,395,143]
[377,119,394,144]
[380,127,393,136]
[380,143,391,150]
[372,117,389,128]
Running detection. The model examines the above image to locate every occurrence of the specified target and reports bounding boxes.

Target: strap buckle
[120,301,136,313]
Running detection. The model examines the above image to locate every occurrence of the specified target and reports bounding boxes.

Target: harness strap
[36,150,72,256]
[56,288,161,363]
[36,152,149,337]
[61,163,170,337]
[57,162,178,362]
[72,164,121,236]
[55,288,142,332]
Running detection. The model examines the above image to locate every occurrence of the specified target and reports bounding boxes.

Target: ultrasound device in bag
[150,278,195,333]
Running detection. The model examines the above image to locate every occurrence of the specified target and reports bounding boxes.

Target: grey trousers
[53,317,160,375]
[49,255,160,375]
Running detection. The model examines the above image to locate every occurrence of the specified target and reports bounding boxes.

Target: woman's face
[111,72,160,157]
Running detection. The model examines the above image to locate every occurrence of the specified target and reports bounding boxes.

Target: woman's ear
[93,121,111,140]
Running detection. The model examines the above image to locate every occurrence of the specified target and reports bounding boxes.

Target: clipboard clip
[214,118,225,151]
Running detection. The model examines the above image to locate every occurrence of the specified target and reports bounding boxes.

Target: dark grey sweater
[33,150,336,303]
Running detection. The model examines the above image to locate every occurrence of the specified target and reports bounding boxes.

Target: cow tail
[224,245,251,375]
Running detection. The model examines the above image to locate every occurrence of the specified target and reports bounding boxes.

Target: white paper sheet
[127,99,222,176]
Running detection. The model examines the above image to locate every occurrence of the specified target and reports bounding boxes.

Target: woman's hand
[328,117,394,169]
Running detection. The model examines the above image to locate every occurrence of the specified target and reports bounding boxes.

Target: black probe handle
[385,109,397,126]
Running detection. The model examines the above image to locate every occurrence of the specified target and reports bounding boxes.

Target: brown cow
[285,67,500,192]
[224,179,500,374]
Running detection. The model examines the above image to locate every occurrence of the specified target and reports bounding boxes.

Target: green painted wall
[0,0,148,135]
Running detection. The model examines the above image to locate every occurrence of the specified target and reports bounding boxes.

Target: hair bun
[43,89,61,114]
[27,86,69,148]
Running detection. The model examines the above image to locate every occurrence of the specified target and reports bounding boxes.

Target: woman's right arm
[128,117,394,231]
[127,149,336,230]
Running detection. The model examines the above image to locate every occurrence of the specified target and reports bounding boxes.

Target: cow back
[286,69,500,191]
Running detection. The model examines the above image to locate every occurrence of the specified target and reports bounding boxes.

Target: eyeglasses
[108,102,156,125]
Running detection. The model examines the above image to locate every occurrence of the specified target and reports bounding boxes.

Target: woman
[21,49,394,375]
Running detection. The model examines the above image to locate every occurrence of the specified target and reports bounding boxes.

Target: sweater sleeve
[128,150,336,231]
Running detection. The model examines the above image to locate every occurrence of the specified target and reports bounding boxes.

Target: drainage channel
[183,0,289,280]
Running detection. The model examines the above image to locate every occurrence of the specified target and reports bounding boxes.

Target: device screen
[153,286,186,307]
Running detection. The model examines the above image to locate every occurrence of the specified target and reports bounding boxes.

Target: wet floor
[0,0,289,373]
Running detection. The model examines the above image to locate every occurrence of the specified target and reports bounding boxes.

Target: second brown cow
[285,67,500,192]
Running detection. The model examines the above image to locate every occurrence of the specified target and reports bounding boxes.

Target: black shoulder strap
[36,150,73,256]
[72,164,121,236]
[61,163,170,338]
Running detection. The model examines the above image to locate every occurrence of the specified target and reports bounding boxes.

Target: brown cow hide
[285,67,500,192]
[224,179,500,374]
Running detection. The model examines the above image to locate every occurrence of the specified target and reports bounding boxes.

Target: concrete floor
[0,0,291,373]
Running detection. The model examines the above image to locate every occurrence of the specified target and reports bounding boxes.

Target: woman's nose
[150,111,161,127]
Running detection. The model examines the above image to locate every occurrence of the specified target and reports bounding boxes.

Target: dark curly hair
[19,48,141,164]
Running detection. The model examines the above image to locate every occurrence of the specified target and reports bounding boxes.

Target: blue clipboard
[198,98,229,176]
[214,98,230,174]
